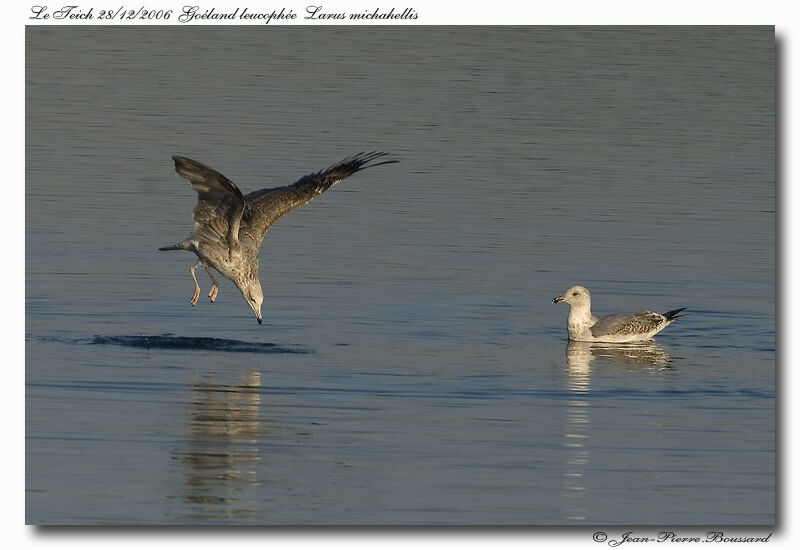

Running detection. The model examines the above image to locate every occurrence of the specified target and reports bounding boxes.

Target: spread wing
[172,156,244,257]
[590,311,667,338]
[241,151,397,248]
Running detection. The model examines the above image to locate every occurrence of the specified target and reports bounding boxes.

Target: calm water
[25,26,774,525]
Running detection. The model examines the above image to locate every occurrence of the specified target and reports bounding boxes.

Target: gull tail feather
[158,243,188,252]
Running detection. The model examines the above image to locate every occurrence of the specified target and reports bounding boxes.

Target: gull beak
[553,295,565,304]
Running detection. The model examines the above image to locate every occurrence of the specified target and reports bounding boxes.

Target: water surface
[26,26,774,525]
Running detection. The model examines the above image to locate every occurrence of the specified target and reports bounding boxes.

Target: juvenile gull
[552,286,685,343]
[159,152,397,324]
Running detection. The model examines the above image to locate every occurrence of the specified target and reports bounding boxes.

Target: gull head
[240,280,264,325]
[553,285,591,309]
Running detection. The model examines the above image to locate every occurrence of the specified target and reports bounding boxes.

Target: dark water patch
[84,334,311,354]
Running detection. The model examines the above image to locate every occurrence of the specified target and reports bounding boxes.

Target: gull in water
[552,286,685,343]
[160,152,397,324]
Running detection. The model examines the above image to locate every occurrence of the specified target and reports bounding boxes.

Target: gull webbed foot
[208,283,219,303]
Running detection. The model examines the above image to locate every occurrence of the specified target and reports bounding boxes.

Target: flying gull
[552,285,685,343]
[160,152,397,324]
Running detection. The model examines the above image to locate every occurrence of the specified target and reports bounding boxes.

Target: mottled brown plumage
[160,152,397,323]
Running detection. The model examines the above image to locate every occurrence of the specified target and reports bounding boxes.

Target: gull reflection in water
[566,340,673,373]
[560,341,672,521]
[562,345,590,521]
[172,370,263,523]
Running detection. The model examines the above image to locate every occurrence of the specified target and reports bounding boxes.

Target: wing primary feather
[662,308,687,320]
[241,151,397,248]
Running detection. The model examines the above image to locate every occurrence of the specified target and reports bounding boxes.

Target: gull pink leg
[205,266,219,303]
[189,262,201,306]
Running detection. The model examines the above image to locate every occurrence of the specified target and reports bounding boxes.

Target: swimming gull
[160,152,398,324]
[552,285,685,343]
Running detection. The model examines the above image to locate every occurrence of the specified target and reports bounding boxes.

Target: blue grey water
[25,26,774,525]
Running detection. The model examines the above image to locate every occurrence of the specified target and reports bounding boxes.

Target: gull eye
[572,292,578,297]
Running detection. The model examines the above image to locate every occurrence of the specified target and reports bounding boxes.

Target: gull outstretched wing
[172,156,245,257]
[241,151,397,247]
